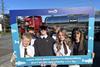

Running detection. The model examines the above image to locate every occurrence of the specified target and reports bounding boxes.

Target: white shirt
[52,34,56,40]
[40,35,48,39]
[30,38,36,46]
[54,42,71,56]
[20,42,35,58]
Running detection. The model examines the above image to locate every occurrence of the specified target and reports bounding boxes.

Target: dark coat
[34,36,55,56]
[72,40,87,55]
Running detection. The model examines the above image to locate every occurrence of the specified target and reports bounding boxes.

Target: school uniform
[34,35,55,56]
[70,41,87,67]
[54,41,71,56]
[20,42,35,58]
[52,34,57,40]
[10,42,35,67]
[69,41,87,67]
[53,41,71,67]
[30,38,36,46]
[72,42,86,55]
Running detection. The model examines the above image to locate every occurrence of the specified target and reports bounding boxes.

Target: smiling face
[58,32,65,41]
[22,36,31,47]
[75,31,81,40]
[21,33,32,47]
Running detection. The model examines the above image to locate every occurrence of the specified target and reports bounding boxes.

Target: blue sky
[0,0,100,14]
[0,0,100,13]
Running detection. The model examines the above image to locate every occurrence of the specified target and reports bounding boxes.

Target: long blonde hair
[56,30,72,52]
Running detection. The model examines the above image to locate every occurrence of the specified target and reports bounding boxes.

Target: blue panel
[11,23,20,57]
[10,7,94,66]
[88,18,95,54]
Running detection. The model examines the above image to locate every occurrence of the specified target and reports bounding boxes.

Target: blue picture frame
[10,7,95,66]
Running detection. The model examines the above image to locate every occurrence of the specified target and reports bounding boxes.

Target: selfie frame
[10,7,94,66]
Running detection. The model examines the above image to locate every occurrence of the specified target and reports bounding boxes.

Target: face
[58,32,65,41]
[22,36,31,47]
[75,31,81,39]
[40,30,47,35]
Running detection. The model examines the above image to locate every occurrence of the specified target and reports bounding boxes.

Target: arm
[33,40,40,56]
[65,45,72,56]
[53,44,63,56]
[10,53,16,66]
[27,46,35,57]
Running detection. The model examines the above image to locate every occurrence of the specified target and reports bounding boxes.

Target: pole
[1,0,6,32]
[1,0,4,15]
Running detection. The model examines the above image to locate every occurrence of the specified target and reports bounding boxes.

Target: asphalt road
[0,34,12,57]
[0,33,13,67]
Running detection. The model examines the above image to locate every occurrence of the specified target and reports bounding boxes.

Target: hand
[25,54,32,58]
[93,52,95,58]
[56,52,63,56]
[40,63,46,67]
[51,63,57,67]
[10,53,16,66]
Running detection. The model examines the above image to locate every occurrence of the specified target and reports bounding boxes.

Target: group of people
[11,25,87,67]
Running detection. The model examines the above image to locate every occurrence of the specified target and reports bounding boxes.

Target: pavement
[0,53,13,67]
[0,33,13,67]
[0,33,100,67]
[0,33,12,54]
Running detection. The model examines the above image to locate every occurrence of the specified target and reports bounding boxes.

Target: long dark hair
[71,27,85,51]
[56,30,72,52]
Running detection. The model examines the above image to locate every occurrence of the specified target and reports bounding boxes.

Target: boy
[20,33,35,57]
[10,33,35,66]
[34,25,55,56]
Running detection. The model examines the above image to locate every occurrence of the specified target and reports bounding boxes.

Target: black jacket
[34,36,55,56]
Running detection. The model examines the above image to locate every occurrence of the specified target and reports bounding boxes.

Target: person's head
[28,27,35,36]
[40,25,48,35]
[57,30,68,41]
[21,33,32,47]
[72,27,84,43]
[56,30,72,51]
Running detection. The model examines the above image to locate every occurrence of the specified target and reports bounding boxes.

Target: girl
[71,27,87,55]
[69,27,87,67]
[54,30,72,56]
